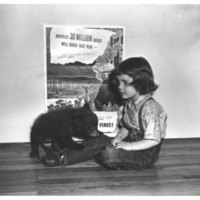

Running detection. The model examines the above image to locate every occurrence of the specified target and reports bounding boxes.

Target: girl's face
[116,74,140,101]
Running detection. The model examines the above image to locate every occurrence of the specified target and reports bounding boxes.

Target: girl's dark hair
[109,57,158,95]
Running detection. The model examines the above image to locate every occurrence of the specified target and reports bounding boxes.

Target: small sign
[94,111,118,134]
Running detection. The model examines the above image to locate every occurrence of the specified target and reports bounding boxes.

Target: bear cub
[30,103,102,158]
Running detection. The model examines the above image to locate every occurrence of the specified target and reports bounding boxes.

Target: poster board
[45,25,124,135]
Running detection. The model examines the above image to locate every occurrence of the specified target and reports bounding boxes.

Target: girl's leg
[38,136,111,167]
[63,136,111,165]
[95,142,162,170]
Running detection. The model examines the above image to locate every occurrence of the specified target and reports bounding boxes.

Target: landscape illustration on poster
[45,25,124,134]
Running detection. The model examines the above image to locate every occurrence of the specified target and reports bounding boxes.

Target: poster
[45,25,124,134]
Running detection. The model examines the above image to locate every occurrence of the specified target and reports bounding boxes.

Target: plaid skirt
[95,130,163,170]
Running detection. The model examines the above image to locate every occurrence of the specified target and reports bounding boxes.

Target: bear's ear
[82,102,91,110]
[82,102,97,112]
[83,102,90,108]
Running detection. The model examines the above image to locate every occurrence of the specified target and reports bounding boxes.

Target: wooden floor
[0,138,200,196]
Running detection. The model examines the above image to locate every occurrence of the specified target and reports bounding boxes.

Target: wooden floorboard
[0,138,200,195]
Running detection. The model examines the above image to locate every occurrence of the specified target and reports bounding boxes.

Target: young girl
[94,57,167,170]
[38,57,167,170]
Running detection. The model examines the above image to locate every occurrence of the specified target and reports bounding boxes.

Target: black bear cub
[30,103,102,158]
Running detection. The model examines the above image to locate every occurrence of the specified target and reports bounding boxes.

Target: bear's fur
[30,103,102,158]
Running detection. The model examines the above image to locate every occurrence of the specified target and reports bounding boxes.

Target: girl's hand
[111,137,122,147]
[115,141,131,150]
[111,127,129,147]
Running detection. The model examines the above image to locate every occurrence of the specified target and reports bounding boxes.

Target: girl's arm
[111,127,129,146]
[116,139,160,151]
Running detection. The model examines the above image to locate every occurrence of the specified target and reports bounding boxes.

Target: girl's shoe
[38,143,64,167]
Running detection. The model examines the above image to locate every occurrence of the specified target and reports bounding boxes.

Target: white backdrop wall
[0,4,200,143]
